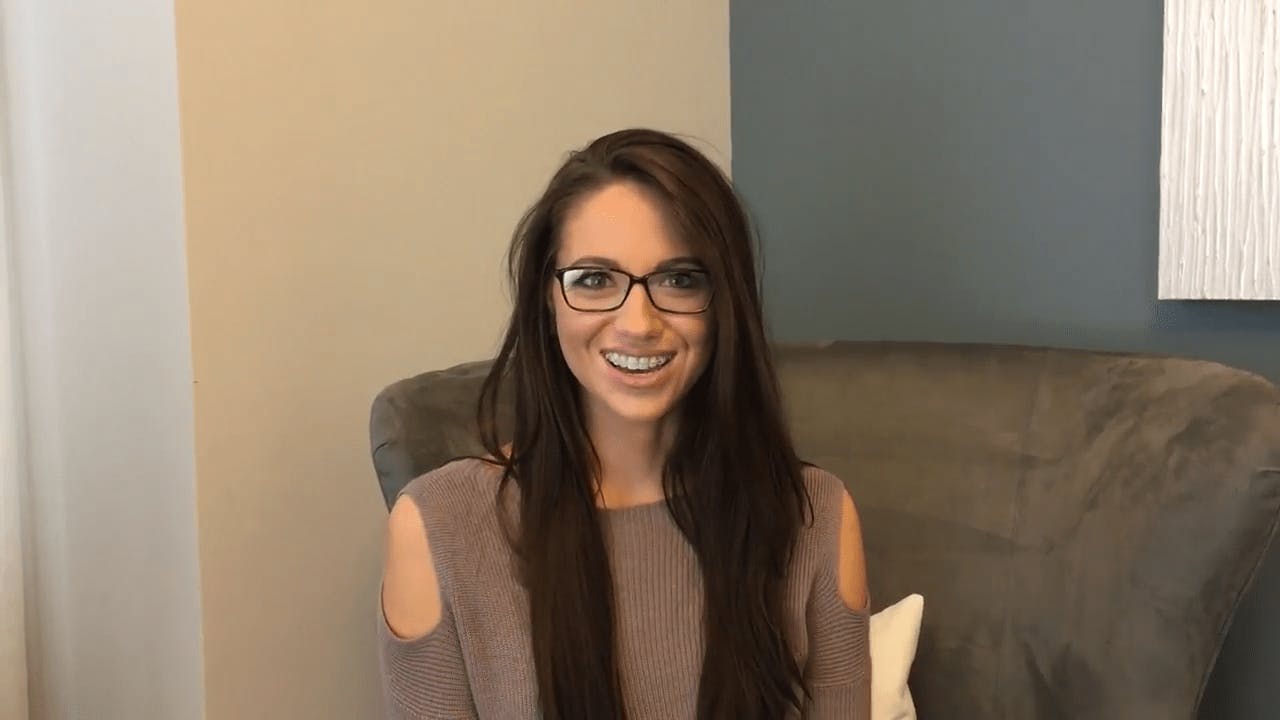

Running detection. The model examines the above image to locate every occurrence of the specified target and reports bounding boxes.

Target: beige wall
[174,1,730,717]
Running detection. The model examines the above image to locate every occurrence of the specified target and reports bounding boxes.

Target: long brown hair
[477,128,812,719]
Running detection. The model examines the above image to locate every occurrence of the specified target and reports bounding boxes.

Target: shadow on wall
[1155,301,1280,333]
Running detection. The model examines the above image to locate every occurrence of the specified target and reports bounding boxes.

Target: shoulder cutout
[382,493,443,640]
[837,488,870,612]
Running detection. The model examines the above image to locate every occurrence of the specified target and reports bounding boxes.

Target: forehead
[556,182,694,268]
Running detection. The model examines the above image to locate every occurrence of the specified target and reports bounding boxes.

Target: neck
[585,407,675,509]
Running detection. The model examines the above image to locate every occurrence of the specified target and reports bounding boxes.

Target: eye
[566,268,615,290]
[657,270,707,289]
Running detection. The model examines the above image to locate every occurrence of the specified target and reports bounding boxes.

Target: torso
[377,458,863,720]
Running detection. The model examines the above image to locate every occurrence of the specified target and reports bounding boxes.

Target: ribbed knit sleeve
[378,597,476,719]
[804,568,871,718]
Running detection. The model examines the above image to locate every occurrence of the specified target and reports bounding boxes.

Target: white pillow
[870,593,924,720]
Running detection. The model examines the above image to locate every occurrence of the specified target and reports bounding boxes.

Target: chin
[594,391,680,425]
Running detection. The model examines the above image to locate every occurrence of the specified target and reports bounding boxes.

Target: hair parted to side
[477,128,813,720]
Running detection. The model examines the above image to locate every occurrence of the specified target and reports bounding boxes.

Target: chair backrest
[369,341,1280,718]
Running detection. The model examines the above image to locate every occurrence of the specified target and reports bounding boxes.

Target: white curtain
[0,118,30,719]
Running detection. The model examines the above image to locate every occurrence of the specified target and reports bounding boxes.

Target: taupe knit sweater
[377,458,870,719]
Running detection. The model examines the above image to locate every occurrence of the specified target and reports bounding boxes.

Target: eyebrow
[565,255,705,272]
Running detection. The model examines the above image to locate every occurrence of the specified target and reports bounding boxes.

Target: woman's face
[551,181,713,431]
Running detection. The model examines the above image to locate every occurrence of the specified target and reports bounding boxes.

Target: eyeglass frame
[552,266,714,314]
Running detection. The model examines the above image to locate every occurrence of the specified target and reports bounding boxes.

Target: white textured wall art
[1159,0,1280,299]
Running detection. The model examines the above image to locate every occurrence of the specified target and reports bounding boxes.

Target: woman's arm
[804,487,872,720]
[378,494,475,718]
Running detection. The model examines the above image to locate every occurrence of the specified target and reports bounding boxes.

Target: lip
[600,351,675,388]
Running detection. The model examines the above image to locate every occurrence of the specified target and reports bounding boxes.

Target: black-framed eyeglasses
[553,266,713,314]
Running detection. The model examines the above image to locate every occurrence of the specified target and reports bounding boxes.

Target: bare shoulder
[836,485,870,611]
[382,493,443,640]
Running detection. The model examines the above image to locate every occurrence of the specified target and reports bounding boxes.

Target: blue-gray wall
[729,1,1279,717]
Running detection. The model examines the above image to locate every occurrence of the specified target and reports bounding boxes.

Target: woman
[380,129,870,719]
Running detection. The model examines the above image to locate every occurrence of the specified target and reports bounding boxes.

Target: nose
[613,281,662,337]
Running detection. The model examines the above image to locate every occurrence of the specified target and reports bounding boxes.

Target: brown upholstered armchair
[369,341,1280,718]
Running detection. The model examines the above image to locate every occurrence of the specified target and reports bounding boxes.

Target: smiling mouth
[602,351,675,374]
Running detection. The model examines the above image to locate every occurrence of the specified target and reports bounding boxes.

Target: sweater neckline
[597,497,669,514]
[473,458,678,517]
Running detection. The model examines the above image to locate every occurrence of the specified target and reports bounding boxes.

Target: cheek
[549,293,576,346]
[681,318,714,365]
[552,310,603,363]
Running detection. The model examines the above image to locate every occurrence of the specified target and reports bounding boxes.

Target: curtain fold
[0,128,31,720]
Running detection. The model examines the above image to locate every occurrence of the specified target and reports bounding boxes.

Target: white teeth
[605,352,672,372]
